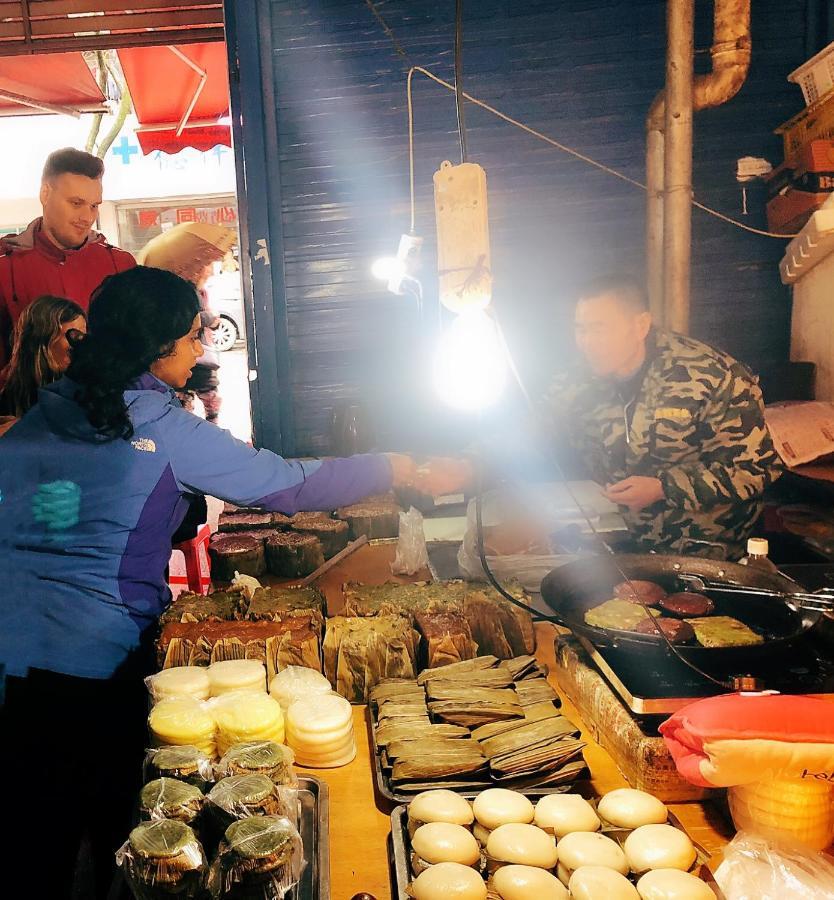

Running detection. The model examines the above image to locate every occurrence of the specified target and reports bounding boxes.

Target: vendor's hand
[604,476,664,512]
[385,453,418,489]
[413,457,475,497]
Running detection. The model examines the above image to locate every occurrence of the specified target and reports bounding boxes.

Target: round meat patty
[660,591,715,617]
[633,617,696,642]
[613,580,667,606]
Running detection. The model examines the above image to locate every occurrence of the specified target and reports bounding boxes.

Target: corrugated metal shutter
[0,1,224,56]
[239,0,811,456]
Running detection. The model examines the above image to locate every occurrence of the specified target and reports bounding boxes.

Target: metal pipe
[663,0,695,334]
[646,99,666,326]
[0,89,82,118]
[646,0,751,331]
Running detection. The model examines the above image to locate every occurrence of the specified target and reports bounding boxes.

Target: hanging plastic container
[433,160,492,313]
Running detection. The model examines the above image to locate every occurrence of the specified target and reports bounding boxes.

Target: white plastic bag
[390,506,429,575]
[715,831,834,899]
[456,493,577,591]
[231,571,262,602]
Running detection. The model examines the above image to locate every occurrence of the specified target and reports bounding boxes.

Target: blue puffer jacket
[0,373,392,680]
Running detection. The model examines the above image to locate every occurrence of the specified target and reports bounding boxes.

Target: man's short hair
[577,273,649,314]
[42,148,104,183]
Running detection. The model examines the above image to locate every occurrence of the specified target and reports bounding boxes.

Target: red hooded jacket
[0,218,135,369]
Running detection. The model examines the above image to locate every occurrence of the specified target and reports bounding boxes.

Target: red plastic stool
[170,523,212,595]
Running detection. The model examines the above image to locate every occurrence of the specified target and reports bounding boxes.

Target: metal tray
[296,774,331,900]
[368,707,589,803]
[109,775,329,900]
[388,803,726,900]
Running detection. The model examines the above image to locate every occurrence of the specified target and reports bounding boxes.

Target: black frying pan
[540,554,822,670]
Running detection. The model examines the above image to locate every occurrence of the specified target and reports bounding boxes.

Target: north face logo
[131,438,157,453]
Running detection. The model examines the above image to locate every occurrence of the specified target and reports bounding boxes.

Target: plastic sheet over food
[206,774,298,830]
[145,666,212,703]
[144,744,216,789]
[269,666,332,711]
[728,779,834,850]
[139,777,205,826]
[456,494,578,591]
[148,696,217,759]
[117,819,207,900]
[216,741,297,787]
[715,831,834,899]
[208,690,285,756]
[391,507,430,576]
[231,572,263,603]
[208,815,304,900]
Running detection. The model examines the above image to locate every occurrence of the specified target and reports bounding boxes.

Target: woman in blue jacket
[0,266,421,897]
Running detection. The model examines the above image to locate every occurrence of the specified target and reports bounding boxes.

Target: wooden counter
[290,542,733,899]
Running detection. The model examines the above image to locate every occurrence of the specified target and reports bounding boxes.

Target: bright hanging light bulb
[371,256,403,282]
[433,310,507,411]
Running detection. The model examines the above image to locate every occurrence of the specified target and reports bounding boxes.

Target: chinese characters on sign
[136,206,238,228]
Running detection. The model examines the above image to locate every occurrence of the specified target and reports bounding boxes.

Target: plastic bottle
[739,537,779,573]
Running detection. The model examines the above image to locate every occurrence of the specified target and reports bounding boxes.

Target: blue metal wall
[229,0,817,456]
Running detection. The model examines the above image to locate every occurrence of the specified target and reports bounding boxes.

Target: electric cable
[472,310,735,690]
[362,0,411,62]
[406,65,798,240]
[454,0,469,164]
[407,66,416,234]
[395,29,760,688]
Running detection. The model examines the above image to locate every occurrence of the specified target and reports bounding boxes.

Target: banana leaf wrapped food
[392,748,488,783]
[417,655,498,685]
[428,699,525,728]
[264,531,325,578]
[374,721,470,747]
[512,676,560,707]
[370,679,426,705]
[324,615,419,703]
[245,585,325,636]
[500,654,541,680]
[208,815,303,900]
[413,608,478,669]
[209,535,266,581]
[118,820,207,900]
[157,618,321,677]
[336,493,402,540]
[218,510,274,532]
[160,590,244,626]
[288,512,351,559]
[344,580,536,661]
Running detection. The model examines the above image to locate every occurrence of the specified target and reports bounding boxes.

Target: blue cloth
[0,373,392,680]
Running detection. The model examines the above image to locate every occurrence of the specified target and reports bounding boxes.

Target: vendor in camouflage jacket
[541,274,783,560]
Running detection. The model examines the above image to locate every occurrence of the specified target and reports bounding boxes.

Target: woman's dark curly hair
[67,266,200,440]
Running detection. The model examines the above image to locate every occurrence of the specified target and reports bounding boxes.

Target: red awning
[117,42,231,155]
[0,53,107,117]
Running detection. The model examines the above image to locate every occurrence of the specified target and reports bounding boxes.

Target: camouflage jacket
[541,331,783,559]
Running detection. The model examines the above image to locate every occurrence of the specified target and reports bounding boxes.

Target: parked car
[205,271,245,352]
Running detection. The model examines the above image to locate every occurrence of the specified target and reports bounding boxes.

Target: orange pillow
[659,693,834,788]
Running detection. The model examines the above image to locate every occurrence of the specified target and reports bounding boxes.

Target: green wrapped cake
[120,819,206,899]
[210,815,302,899]
[139,778,205,826]
[147,745,213,789]
[218,741,296,786]
[206,774,292,831]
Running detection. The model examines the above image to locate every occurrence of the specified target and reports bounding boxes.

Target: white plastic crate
[789,41,834,106]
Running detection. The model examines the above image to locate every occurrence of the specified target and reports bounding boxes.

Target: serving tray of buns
[388,786,724,900]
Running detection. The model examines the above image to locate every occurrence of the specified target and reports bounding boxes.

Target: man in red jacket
[0,147,135,369]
